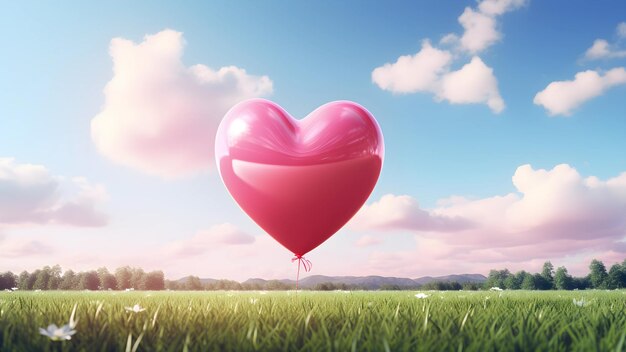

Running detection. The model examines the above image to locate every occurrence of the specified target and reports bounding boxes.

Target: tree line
[0,266,164,291]
[484,259,626,290]
[1,258,624,291]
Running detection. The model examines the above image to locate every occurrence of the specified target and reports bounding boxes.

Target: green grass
[2,290,626,351]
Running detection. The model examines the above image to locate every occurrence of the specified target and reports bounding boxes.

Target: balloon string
[291,255,312,291]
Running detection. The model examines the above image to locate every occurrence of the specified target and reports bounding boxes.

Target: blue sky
[1,1,625,280]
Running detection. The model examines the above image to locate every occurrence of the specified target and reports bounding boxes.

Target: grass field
[2,290,626,351]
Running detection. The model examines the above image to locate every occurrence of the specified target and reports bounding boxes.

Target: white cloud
[0,158,107,227]
[355,235,383,247]
[371,41,452,94]
[453,0,527,54]
[166,223,255,258]
[477,0,527,16]
[584,23,626,60]
[0,237,54,258]
[457,7,500,54]
[437,56,505,113]
[350,194,472,232]
[372,48,504,113]
[356,164,626,276]
[373,0,523,113]
[584,39,626,60]
[91,29,273,178]
[534,67,626,116]
[618,22,626,38]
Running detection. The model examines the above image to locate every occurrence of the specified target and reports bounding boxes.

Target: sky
[1,0,626,281]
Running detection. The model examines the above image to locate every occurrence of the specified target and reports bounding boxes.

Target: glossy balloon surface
[216,99,384,256]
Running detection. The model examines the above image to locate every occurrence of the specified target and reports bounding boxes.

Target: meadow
[1,290,626,351]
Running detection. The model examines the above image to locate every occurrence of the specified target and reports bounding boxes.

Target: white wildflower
[125,304,145,313]
[39,324,76,341]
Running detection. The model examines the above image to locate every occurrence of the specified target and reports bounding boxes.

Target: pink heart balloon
[215,99,384,256]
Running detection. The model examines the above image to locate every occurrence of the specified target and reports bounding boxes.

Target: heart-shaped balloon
[215,99,384,256]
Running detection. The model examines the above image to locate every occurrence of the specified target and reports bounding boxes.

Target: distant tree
[18,271,31,290]
[185,276,203,290]
[0,271,17,290]
[130,268,146,290]
[242,282,263,291]
[572,275,592,290]
[314,282,336,291]
[513,271,529,289]
[32,267,52,290]
[521,273,536,290]
[554,266,573,290]
[379,284,402,290]
[115,267,133,290]
[462,282,482,291]
[533,273,552,290]
[541,261,555,289]
[422,281,463,291]
[504,272,523,290]
[60,270,77,290]
[485,269,511,289]
[143,271,165,290]
[589,259,608,289]
[164,280,180,290]
[265,280,291,290]
[209,279,242,291]
[79,271,100,290]
[47,265,62,290]
[606,264,625,289]
[28,269,41,290]
[96,267,117,290]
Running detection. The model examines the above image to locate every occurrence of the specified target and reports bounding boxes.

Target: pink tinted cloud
[349,194,473,232]
[0,236,54,258]
[91,29,273,178]
[0,158,108,227]
[355,235,383,247]
[165,223,255,258]
[354,164,626,277]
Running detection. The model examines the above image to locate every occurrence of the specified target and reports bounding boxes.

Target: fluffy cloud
[355,235,383,248]
[372,0,522,113]
[446,0,527,54]
[533,67,626,116]
[0,158,107,227]
[477,0,527,16]
[371,41,452,94]
[618,22,626,38]
[166,223,255,258]
[437,56,505,113]
[350,194,472,232]
[91,29,273,177]
[0,237,54,258]
[456,8,499,54]
[355,164,626,275]
[584,23,626,60]
[372,48,505,113]
[584,40,626,60]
